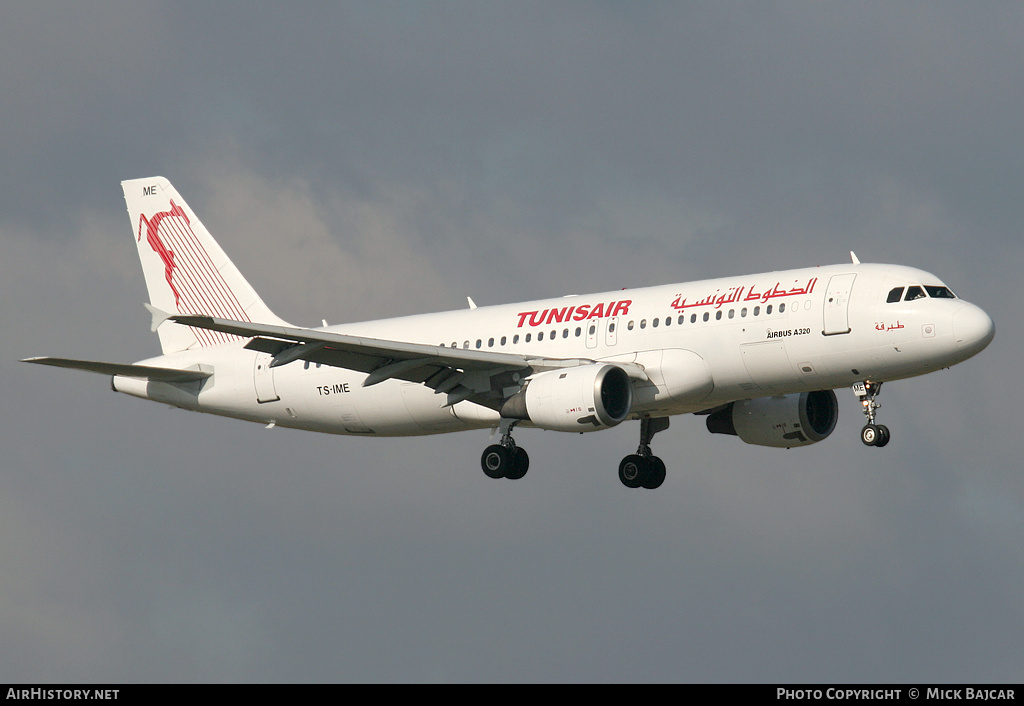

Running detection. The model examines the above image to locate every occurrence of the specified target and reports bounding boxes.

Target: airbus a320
[24,177,995,489]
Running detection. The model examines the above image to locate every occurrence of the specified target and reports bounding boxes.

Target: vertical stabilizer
[122,176,289,354]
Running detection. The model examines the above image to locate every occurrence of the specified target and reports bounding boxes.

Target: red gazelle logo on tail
[137,201,187,306]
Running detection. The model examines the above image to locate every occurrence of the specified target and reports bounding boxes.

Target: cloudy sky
[2,2,1021,683]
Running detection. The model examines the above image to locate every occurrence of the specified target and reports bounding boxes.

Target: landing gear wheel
[481,419,530,480]
[506,447,530,480]
[481,444,511,478]
[861,424,891,447]
[642,456,666,489]
[861,424,880,446]
[875,425,890,447]
[618,455,646,489]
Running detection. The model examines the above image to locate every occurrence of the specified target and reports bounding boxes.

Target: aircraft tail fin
[122,176,289,354]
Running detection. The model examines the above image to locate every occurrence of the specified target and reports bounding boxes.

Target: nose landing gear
[854,381,890,447]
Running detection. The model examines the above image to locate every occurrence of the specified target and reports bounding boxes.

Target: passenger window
[691,314,697,323]
[463,341,469,349]
[728,309,735,319]
[741,307,747,317]
[538,331,544,341]
[702,312,709,322]
[476,339,482,349]
[627,321,634,331]
[513,334,519,344]
[779,303,786,313]
[562,328,569,338]
[665,317,671,326]
[575,327,582,336]
[887,287,904,303]
[905,286,926,301]
[525,333,531,343]
[753,306,760,316]
[678,315,685,325]
[715,311,722,320]
[500,336,507,346]
[766,305,773,315]
[652,318,659,328]
[640,320,646,329]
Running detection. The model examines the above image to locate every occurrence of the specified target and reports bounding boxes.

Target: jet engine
[502,364,633,432]
[705,390,838,448]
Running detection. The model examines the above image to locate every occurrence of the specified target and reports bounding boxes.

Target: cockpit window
[905,285,926,301]
[925,285,956,299]
[886,287,904,303]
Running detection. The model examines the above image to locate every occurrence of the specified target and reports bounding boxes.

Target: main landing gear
[618,416,669,489]
[479,416,671,489]
[854,381,890,447]
[480,419,530,480]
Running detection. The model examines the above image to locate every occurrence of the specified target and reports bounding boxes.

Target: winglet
[850,251,861,265]
[144,303,172,332]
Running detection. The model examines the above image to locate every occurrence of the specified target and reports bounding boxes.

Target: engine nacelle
[509,364,633,432]
[706,390,838,448]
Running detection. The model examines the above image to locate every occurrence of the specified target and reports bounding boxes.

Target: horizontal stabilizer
[21,357,211,383]
[144,303,172,332]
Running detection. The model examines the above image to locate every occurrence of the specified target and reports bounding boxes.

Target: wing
[22,357,212,383]
[171,314,615,410]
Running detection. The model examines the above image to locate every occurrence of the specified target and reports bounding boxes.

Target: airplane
[23,176,995,489]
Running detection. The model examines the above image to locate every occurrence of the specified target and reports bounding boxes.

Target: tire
[618,455,646,489]
[875,425,890,447]
[860,424,879,446]
[506,447,530,480]
[481,444,511,478]
[642,456,666,489]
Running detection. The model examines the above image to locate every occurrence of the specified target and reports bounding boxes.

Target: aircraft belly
[399,382,470,433]
[629,349,714,409]
[171,356,472,436]
[703,345,758,394]
[739,341,799,391]
[289,366,378,434]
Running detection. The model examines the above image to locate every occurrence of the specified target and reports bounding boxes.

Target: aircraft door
[605,316,619,347]
[586,319,601,349]
[253,353,280,403]
[823,273,856,336]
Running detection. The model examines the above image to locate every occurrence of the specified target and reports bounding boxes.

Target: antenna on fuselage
[850,251,861,265]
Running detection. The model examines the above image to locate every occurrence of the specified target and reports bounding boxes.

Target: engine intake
[706,390,838,447]
[503,364,633,432]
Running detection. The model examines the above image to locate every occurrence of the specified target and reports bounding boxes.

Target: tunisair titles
[670,277,818,311]
[515,300,632,328]
[511,279,818,330]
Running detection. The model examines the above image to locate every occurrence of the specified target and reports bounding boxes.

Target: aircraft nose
[953,303,995,355]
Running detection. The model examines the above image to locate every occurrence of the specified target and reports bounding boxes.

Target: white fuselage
[114,262,993,437]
